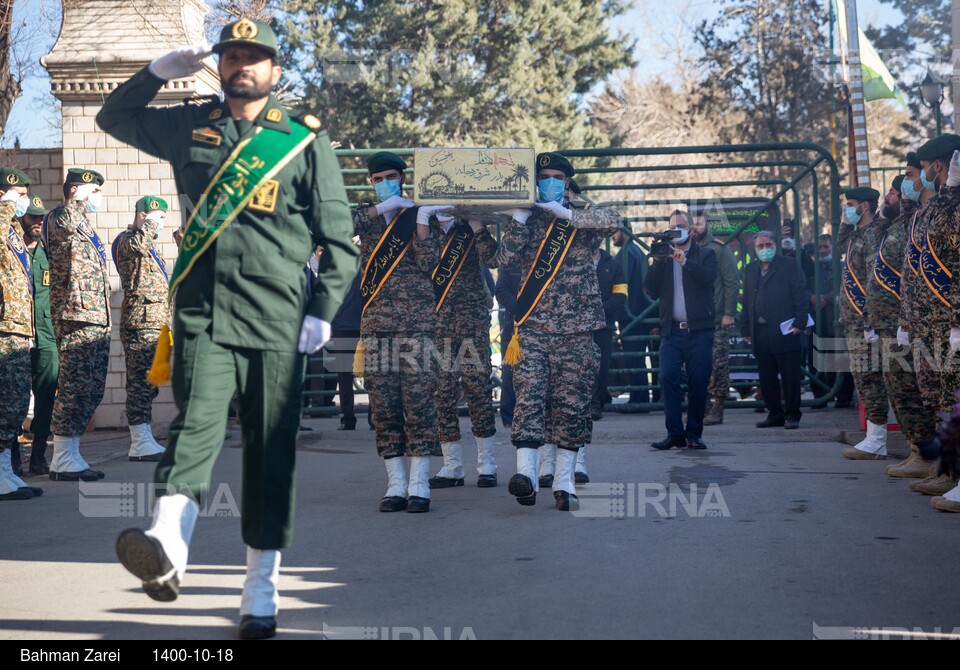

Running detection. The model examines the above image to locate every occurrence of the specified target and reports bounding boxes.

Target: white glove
[0,189,19,202]
[72,183,98,201]
[897,326,910,347]
[374,195,414,219]
[535,200,573,220]
[416,205,454,226]
[298,316,331,354]
[148,44,212,81]
[501,208,532,224]
[948,150,960,188]
[950,327,960,353]
[863,329,879,343]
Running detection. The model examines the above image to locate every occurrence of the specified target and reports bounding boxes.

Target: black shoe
[554,490,580,511]
[336,422,356,431]
[379,496,407,512]
[20,486,42,497]
[508,474,536,506]
[538,474,554,489]
[49,468,104,482]
[784,419,800,430]
[651,436,685,450]
[574,471,589,484]
[590,408,603,421]
[834,399,852,409]
[756,416,785,428]
[477,474,497,488]
[428,475,464,489]
[686,437,707,450]
[298,424,313,432]
[406,496,430,513]
[129,453,163,462]
[116,529,180,602]
[0,487,34,501]
[239,615,277,640]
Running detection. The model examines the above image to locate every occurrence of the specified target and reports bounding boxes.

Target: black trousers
[754,324,802,422]
[592,328,613,410]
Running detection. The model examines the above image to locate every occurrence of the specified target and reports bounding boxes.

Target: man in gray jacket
[692,213,740,425]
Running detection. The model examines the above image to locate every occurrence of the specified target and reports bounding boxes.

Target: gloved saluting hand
[149,44,213,81]
[947,150,960,188]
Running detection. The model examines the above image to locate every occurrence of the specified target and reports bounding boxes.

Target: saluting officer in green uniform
[96,18,358,639]
[18,194,58,477]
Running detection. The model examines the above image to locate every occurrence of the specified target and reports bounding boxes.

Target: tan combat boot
[932,496,960,512]
[911,474,960,496]
[703,396,724,426]
[886,449,937,479]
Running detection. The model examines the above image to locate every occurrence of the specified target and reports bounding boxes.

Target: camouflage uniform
[114,217,170,425]
[923,185,960,410]
[355,204,440,458]
[838,218,889,425]
[496,204,621,450]
[699,231,740,418]
[45,200,111,436]
[434,222,498,443]
[0,200,34,446]
[865,203,937,445]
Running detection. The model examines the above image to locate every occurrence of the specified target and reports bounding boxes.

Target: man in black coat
[613,226,658,404]
[642,212,718,449]
[742,230,810,429]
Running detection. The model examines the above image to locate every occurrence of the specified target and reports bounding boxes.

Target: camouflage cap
[0,167,31,188]
[64,168,105,186]
[367,151,407,175]
[916,133,960,162]
[25,193,47,216]
[844,186,880,203]
[536,152,575,177]
[135,196,168,214]
[212,18,278,59]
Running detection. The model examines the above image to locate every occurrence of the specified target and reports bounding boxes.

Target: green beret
[64,168,105,186]
[0,167,31,188]
[906,152,921,169]
[25,193,47,216]
[844,186,880,203]
[892,175,905,195]
[569,179,582,195]
[536,152,575,177]
[212,18,278,59]
[916,133,960,162]
[135,196,168,214]
[367,151,407,175]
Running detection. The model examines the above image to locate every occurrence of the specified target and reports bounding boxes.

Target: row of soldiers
[0,165,171,500]
[838,134,960,513]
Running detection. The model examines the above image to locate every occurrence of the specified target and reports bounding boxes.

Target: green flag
[859,29,907,109]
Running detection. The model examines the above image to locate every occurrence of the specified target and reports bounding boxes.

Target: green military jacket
[96,66,358,352]
[697,230,740,326]
[28,240,55,346]
[0,200,33,338]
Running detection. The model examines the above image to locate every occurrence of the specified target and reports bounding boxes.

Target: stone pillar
[42,0,219,429]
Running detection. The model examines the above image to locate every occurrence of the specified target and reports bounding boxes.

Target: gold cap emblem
[303,114,321,130]
[232,18,258,40]
[149,200,160,210]
[81,171,94,183]
[265,108,282,123]
[539,155,550,167]
[5,173,17,185]
[32,196,41,208]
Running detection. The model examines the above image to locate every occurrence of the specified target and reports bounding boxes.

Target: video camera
[650,229,685,259]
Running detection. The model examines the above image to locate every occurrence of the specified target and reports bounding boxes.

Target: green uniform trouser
[30,344,59,444]
[844,326,888,425]
[155,327,305,550]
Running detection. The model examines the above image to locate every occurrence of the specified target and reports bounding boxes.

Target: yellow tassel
[147,324,173,386]
[353,340,365,377]
[503,331,521,366]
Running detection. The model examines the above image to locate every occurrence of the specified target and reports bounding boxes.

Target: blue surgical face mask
[537,177,566,203]
[85,191,103,213]
[920,164,937,192]
[374,179,401,202]
[757,247,776,263]
[901,176,921,202]
[844,205,862,226]
[820,254,832,264]
[14,195,28,218]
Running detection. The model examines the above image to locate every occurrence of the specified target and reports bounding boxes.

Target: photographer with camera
[643,211,718,450]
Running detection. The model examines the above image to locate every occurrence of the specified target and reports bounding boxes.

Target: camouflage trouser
[549,339,601,445]
[878,328,938,444]
[363,333,439,458]
[52,322,110,437]
[121,327,161,425]
[0,335,32,442]
[434,308,495,443]
[512,330,598,450]
[912,331,953,413]
[707,325,731,403]
[844,326,888,425]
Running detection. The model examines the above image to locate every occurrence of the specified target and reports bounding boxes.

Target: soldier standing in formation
[112,196,170,462]
[837,187,891,460]
[428,215,500,490]
[43,168,110,482]
[497,152,621,511]
[97,19,358,638]
[0,168,42,500]
[18,194,58,477]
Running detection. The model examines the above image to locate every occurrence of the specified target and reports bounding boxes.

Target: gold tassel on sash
[148,324,173,385]
[353,340,365,377]
[503,329,521,366]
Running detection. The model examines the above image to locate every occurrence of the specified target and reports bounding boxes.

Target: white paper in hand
[780,315,814,335]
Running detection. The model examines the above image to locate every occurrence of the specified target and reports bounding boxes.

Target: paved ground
[2,405,959,640]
